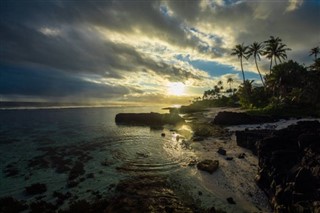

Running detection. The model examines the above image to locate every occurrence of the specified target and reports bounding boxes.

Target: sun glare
[167,82,185,96]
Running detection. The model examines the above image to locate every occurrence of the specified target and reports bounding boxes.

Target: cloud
[0,0,319,104]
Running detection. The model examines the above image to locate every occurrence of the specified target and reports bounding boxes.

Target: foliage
[237,80,270,108]
[190,38,320,118]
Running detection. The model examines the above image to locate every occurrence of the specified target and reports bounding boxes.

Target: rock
[212,111,277,126]
[238,153,246,159]
[29,200,56,213]
[217,148,226,155]
[115,112,185,126]
[86,173,95,179]
[68,161,85,180]
[226,157,233,161]
[161,133,166,137]
[193,136,204,142]
[235,130,274,154]
[0,197,28,213]
[198,191,203,196]
[250,121,320,212]
[25,183,47,195]
[188,160,197,166]
[226,197,236,204]
[197,160,219,174]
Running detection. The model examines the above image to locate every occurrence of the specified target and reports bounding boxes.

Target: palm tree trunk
[255,57,265,87]
[269,58,273,74]
[240,57,246,84]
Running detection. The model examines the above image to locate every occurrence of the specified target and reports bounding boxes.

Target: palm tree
[231,43,249,84]
[264,36,291,73]
[227,77,233,91]
[247,42,265,87]
[309,47,320,60]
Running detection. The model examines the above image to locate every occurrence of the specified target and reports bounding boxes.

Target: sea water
[0,106,270,212]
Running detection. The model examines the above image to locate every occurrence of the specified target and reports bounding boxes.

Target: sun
[167,82,185,96]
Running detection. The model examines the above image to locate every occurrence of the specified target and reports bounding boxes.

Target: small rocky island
[115,112,185,126]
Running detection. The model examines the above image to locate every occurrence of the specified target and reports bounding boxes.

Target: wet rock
[68,161,85,181]
[3,163,19,177]
[25,183,47,195]
[86,173,95,179]
[212,111,277,125]
[226,197,236,204]
[0,197,28,213]
[67,180,80,188]
[237,153,246,159]
[106,176,195,213]
[217,148,226,156]
[115,112,185,126]
[197,160,219,174]
[193,136,204,142]
[249,121,320,212]
[29,200,56,213]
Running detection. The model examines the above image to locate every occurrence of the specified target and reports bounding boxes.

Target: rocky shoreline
[213,111,320,213]
[1,108,319,213]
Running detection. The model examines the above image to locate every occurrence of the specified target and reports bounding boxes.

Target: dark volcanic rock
[226,197,236,204]
[68,161,85,181]
[115,112,185,126]
[217,148,226,155]
[197,160,219,174]
[0,197,28,213]
[212,111,277,125]
[105,176,195,213]
[241,120,320,212]
[25,183,47,195]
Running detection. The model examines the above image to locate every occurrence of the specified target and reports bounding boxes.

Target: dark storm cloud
[0,65,129,98]
[0,0,210,82]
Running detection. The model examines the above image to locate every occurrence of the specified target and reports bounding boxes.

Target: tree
[264,36,291,73]
[247,42,266,87]
[231,43,249,84]
[309,47,320,60]
[227,77,233,93]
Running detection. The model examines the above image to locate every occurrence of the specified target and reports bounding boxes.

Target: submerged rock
[25,183,47,195]
[105,176,195,213]
[197,160,219,174]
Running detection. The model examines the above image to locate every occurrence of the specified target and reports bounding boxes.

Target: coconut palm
[231,43,249,84]
[227,77,233,91]
[309,47,320,60]
[247,42,266,87]
[264,36,291,73]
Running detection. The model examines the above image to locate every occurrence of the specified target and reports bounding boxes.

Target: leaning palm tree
[309,47,320,60]
[231,43,249,84]
[247,42,266,87]
[264,36,291,73]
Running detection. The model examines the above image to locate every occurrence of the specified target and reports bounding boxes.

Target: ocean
[0,106,270,212]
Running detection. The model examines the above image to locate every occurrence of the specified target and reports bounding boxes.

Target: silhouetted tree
[231,43,249,84]
[247,42,266,86]
[309,46,320,60]
[264,36,291,73]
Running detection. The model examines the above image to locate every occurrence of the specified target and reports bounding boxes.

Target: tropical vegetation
[188,37,320,117]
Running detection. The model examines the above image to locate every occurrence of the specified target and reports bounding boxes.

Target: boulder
[217,148,226,156]
[25,183,47,195]
[197,160,219,174]
[212,111,277,125]
[115,112,185,126]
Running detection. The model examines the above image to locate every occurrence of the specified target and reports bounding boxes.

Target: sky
[0,0,319,106]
